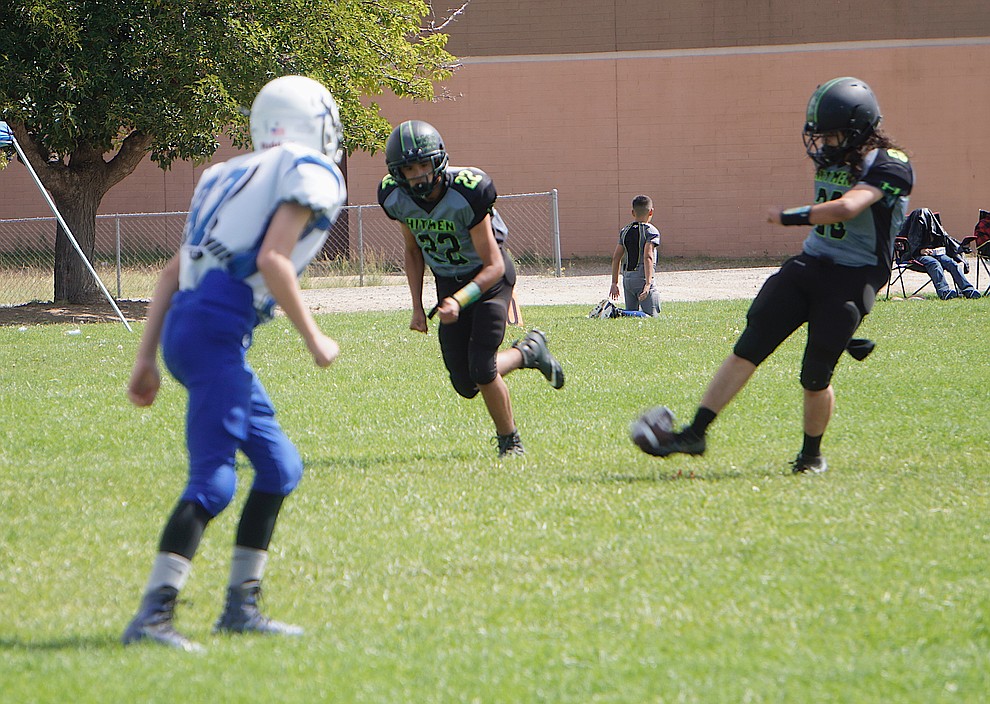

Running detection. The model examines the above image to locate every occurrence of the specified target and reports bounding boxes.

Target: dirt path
[301,267,783,313]
[0,265,934,325]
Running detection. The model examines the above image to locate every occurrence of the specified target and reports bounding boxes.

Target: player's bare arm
[127,255,180,407]
[258,201,339,367]
[640,241,656,301]
[400,223,428,333]
[768,183,883,225]
[436,214,504,324]
[609,243,623,300]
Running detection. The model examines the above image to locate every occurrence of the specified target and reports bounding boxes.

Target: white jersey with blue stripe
[178,143,346,320]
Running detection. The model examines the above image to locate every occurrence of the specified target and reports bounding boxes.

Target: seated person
[901,208,981,299]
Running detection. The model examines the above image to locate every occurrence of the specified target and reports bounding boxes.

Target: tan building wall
[345,40,990,258]
[437,0,990,54]
[2,2,988,261]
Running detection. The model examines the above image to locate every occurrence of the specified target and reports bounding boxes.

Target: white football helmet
[249,75,344,163]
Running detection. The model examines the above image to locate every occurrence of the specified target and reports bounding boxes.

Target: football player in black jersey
[631,77,913,474]
[378,120,564,457]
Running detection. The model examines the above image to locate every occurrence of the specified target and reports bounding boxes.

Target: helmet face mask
[250,75,344,163]
[802,77,881,167]
[385,121,448,198]
[802,130,852,169]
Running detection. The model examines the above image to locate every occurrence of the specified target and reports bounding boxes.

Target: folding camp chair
[887,208,973,299]
[886,235,933,299]
[959,209,990,296]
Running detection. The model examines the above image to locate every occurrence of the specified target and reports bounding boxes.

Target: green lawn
[1,299,987,703]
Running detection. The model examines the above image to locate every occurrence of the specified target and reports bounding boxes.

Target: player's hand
[127,358,161,407]
[766,207,783,224]
[437,297,461,325]
[609,284,620,300]
[638,287,650,301]
[410,309,428,334]
[308,333,339,368]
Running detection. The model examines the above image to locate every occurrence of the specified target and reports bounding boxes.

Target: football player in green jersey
[379,120,564,457]
[632,77,913,475]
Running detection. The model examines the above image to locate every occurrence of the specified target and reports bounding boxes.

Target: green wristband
[451,281,482,309]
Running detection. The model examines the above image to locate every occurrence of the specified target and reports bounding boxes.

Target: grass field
[1,299,987,703]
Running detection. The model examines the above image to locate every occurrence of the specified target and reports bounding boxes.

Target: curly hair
[845,127,907,176]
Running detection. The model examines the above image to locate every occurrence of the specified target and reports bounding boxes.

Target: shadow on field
[0,635,119,651]
[580,467,749,483]
[306,448,480,472]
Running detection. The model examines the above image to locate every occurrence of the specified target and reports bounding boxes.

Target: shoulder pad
[377,172,401,206]
[861,148,913,195]
[446,166,497,209]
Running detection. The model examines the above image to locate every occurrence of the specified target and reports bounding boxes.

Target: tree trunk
[6,122,153,305]
[53,187,102,303]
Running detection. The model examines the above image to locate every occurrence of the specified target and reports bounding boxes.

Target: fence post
[115,215,122,298]
[357,205,365,287]
[550,188,562,277]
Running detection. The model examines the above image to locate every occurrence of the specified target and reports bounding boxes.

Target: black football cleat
[846,338,875,361]
[496,429,526,458]
[630,406,706,457]
[512,329,565,389]
[213,580,303,636]
[791,453,828,475]
[122,585,203,652]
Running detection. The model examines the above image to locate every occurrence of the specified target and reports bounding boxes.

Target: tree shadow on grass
[0,299,148,326]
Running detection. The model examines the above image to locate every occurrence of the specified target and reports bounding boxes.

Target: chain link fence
[0,190,560,306]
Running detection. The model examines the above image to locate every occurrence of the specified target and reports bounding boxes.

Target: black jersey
[618,221,661,273]
[378,166,509,277]
[801,147,914,269]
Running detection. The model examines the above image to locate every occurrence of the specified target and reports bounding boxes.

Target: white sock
[145,552,192,593]
[228,546,268,587]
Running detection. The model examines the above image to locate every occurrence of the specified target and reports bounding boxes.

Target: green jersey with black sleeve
[378,166,509,278]
[801,147,914,269]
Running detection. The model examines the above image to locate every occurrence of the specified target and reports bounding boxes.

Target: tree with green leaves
[0,1,455,302]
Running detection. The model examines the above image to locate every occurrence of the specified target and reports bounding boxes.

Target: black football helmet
[385,120,448,197]
[802,77,881,167]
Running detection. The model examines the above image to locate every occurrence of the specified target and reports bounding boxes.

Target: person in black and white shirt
[609,194,661,316]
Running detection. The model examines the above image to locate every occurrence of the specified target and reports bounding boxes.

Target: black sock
[159,500,212,559]
[686,407,717,438]
[236,490,286,551]
[801,433,823,458]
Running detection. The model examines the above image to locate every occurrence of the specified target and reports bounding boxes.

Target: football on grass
[629,405,677,456]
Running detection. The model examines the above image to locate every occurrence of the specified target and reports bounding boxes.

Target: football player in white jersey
[122,75,346,651]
